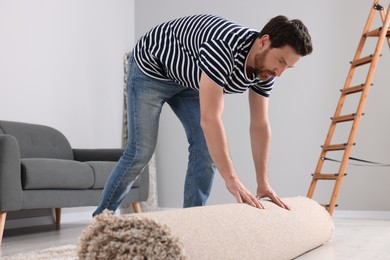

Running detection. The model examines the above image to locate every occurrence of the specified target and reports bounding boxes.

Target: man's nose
[274,66,287,77]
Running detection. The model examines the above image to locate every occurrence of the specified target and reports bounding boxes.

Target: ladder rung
[341,84,365,95]
[365,27,390,37]
[320,204,338,209]
[322,143,347,151]
[312,173,339,180]
[331,113,356,123]
[350,55,373,67]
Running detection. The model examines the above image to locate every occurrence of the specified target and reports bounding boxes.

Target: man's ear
[259,34,271,49]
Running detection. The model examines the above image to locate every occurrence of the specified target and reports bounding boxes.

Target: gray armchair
[0,120,149,245]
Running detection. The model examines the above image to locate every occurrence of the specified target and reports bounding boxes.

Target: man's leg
[167,89,216,208]
[93,54,183,216]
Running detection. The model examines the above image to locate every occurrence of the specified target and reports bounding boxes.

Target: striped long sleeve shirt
[133,14,275,97]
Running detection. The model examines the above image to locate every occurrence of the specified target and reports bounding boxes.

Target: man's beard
[254,48,275,80]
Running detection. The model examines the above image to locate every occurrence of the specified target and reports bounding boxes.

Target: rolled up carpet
[78,196,333,260]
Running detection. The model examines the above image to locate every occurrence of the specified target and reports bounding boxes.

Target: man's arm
[199,72,263,208]
[248,89,290,209]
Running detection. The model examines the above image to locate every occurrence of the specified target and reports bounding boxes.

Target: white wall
[0,0,135,225]
[0,0,135,149]
[135,0,390,211]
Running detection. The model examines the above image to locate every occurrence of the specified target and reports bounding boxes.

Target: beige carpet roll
[78,196,334,260]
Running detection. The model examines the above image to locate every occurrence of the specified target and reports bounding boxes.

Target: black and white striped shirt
[133,14,275,97]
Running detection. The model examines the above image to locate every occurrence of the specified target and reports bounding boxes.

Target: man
[93,14,312,216]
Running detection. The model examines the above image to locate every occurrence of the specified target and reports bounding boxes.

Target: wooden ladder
[307,0,390,216]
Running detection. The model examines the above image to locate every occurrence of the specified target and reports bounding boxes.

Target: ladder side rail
[379,4,390,48]
[353,1,381,61]
[326,3,390,215]
[327,143,353,215]
[351,3,390,134]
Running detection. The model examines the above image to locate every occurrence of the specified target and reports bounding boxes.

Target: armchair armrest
[73,148,124,162]
[0,135,23,211]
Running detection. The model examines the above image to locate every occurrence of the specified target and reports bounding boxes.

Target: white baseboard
[61,207,95,223]
[333,210,390,220]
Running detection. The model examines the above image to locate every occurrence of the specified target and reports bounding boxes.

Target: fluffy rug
[1,244,77,260]
[78,197,334,260]
[78,212,185,259]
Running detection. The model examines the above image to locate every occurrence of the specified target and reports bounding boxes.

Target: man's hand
[225,177,264,209]
[256,182,291,210]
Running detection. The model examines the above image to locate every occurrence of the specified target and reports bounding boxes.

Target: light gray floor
[0,220,91,257]
[296,218,390,259]
[1,218,390,259]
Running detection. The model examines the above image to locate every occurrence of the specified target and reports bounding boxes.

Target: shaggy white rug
[1,244,77,260]
[78,197,334,260]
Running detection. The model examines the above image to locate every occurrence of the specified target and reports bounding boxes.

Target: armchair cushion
[86,161,142,189]
[21,158,94,189]
[85,161,116,189]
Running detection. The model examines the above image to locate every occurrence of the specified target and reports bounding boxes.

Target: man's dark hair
[259,15,313,56]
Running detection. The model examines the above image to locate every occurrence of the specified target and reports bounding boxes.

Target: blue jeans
[93,54,216,216]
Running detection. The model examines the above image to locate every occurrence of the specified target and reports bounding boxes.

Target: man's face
[254,44,301,80]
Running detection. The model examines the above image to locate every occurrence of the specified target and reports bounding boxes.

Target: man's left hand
[256,183,291,210]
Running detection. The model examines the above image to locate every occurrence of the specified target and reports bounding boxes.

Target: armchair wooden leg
[0,211,7,246]
[55,208,61,225]
[131,202,141,213]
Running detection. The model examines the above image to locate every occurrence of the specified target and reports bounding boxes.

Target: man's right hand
[225,177,264,209]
